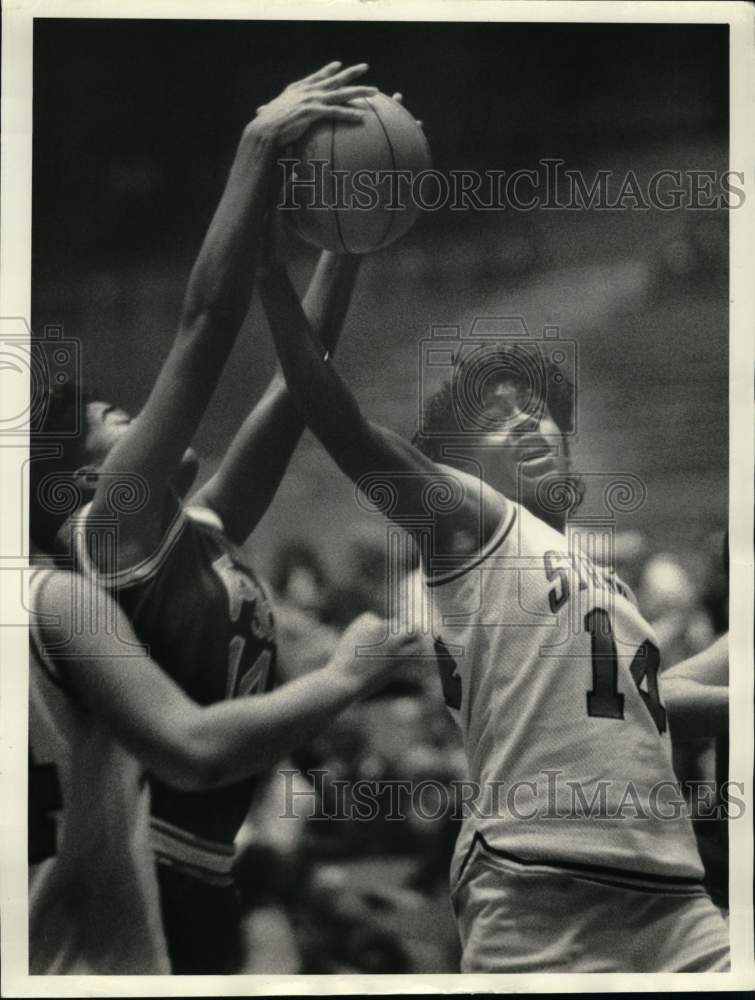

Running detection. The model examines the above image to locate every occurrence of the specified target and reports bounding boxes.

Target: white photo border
[1,0,753,995]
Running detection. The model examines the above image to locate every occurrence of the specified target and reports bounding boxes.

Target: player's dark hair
[414,341,575,454]
[412,341,584,513]
[29,381,96,553]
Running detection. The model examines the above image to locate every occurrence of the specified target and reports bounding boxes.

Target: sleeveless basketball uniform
[70,501,276,972]
[422,486,729,972]
[28,568,169,974]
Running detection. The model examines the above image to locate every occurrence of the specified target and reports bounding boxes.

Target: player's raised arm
[258,260,504,556]
[36,570,425,791]
[87,63,377,564]
[191,249,362,544]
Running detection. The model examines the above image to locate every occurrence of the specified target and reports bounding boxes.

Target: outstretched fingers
[318,62,371,88]
[320,84,377,104]
[302,61,344,83]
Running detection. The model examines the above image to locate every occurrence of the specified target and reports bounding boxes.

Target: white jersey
[28,567,169,974]
[423,496,705,890]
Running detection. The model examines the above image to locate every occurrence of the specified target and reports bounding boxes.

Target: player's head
[29,381,199,552]
[413,342,582,531]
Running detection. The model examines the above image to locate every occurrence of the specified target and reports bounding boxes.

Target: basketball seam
[330,119,348,253]
[365,96,400,252]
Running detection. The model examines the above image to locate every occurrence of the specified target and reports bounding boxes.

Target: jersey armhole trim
[425,504,518,589]
[183,504,225,534]
[71,501,188,590]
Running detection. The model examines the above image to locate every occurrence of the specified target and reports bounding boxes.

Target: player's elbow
[140,720,231,791]
[142,746,208,791]
[156,724,271,792]
[150,745,226,791]
[178,754,230,791]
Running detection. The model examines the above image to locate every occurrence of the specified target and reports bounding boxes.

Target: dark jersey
[70,500,275,878]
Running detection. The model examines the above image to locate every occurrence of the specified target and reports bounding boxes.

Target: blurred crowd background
[31,19,729,973]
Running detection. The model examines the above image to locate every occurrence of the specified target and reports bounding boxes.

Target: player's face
[84,401,199,496]
[471,380,571,513]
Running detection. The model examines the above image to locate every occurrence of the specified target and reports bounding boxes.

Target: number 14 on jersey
[434,607,667,735]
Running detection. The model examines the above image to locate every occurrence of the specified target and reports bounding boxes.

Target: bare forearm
[170,659,364,789]
[93,125,278,522]
[181,125,276,338]
[259,264,364,448]
[301,251,361,352]
[258,263,477,542]
[203,375,304,542]
[182,137,358,341]
[56,572,418,796]
[665,679,729,740]
[663,633,729,686]
[91,65,376,532]
[194,253,361,541]
[179,608,414,789]
[71,649,364,793]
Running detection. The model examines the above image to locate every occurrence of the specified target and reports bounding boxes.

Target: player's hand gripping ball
[283,93,431,254]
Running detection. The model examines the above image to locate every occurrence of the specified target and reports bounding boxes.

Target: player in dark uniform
[68,498,280,970]
[29,61,380,972]
[28,561,422,974]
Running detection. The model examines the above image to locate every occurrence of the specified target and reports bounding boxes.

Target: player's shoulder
[435,461,506,510]
[63,494,193,589]
[29,565,74,615]
[433,460,511,544]
[28,567,84,667]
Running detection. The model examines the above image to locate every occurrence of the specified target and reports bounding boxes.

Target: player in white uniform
[29,566,169,974]
[428,494,729,972]
[259,248,730,972]
[27,562,424,973]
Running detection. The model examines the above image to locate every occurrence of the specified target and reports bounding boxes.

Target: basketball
[283,93,431,254]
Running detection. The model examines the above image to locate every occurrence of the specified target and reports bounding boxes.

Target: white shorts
[451,843,730,973]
